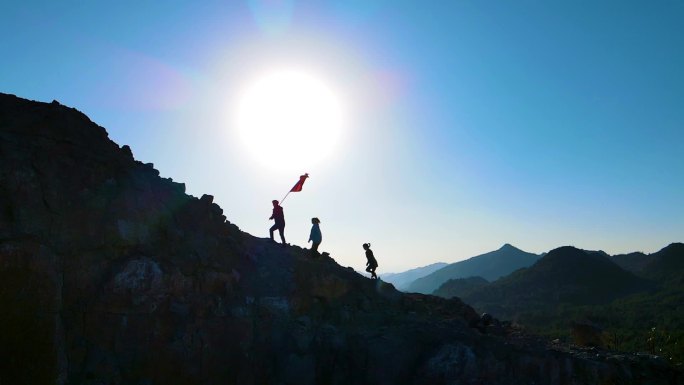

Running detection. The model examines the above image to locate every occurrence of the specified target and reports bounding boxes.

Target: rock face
[0,93,681,384]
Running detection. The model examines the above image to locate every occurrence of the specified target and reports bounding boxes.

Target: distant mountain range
[460,246,653,317]
[406,244,540,294]
[432,243,684,361]
[380,262,447,290]
[384,242,684,361]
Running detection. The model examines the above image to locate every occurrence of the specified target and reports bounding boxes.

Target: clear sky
[2,1,683,272]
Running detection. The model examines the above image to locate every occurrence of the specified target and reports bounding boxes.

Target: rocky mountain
[433,276,489,299]
[462,246,652,318]
[0,93,680,384]
[406,244,540,294]
[380,262,447,291]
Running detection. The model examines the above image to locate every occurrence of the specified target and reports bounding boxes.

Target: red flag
[290,173,309,192]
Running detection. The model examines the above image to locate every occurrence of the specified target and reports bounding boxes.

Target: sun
[235,69,344,172]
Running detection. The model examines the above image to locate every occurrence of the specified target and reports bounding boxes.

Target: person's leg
[366,265,372,273]
[311,242,320,256]
[278,225,286,244]
[269,224,277,240]
[371,266,377,279]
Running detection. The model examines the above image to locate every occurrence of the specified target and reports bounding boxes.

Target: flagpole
[280,190,292,205]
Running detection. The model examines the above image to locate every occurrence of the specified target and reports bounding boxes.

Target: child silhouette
[363,243,378,279]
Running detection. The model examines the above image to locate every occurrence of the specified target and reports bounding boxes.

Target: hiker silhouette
[308,217,322,256]
[363,243,378,279]
[269,200,286,245]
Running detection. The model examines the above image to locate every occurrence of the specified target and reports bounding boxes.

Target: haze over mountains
[406,244,540,294]
[380,262,447,290]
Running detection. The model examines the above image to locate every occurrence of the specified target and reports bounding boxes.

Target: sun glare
[236,69,344,172]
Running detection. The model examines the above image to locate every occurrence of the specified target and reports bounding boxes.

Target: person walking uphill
[308,217,322,256]
[363,243,378,279]
[269,200,286,245]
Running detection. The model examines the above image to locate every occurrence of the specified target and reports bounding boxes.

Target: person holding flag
[268,173,310,246]
[269,200,286,245]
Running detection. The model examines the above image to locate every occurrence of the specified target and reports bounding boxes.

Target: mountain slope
[407,244,540,294]
[433,276,489,299]
[0,93,679,384]
[641,243,684,283]
[380,262,447,290]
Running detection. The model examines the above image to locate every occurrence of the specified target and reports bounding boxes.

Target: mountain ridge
[406,244,540,294]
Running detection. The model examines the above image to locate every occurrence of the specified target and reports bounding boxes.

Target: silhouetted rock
[570,321,604,347]
[0,93,680,384]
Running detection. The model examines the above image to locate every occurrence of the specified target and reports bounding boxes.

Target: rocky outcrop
[0,93,680,384]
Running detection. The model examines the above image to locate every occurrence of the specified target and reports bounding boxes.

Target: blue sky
[2,1,683,272]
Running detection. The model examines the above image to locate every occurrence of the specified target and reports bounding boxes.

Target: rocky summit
[0,93,680,384]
